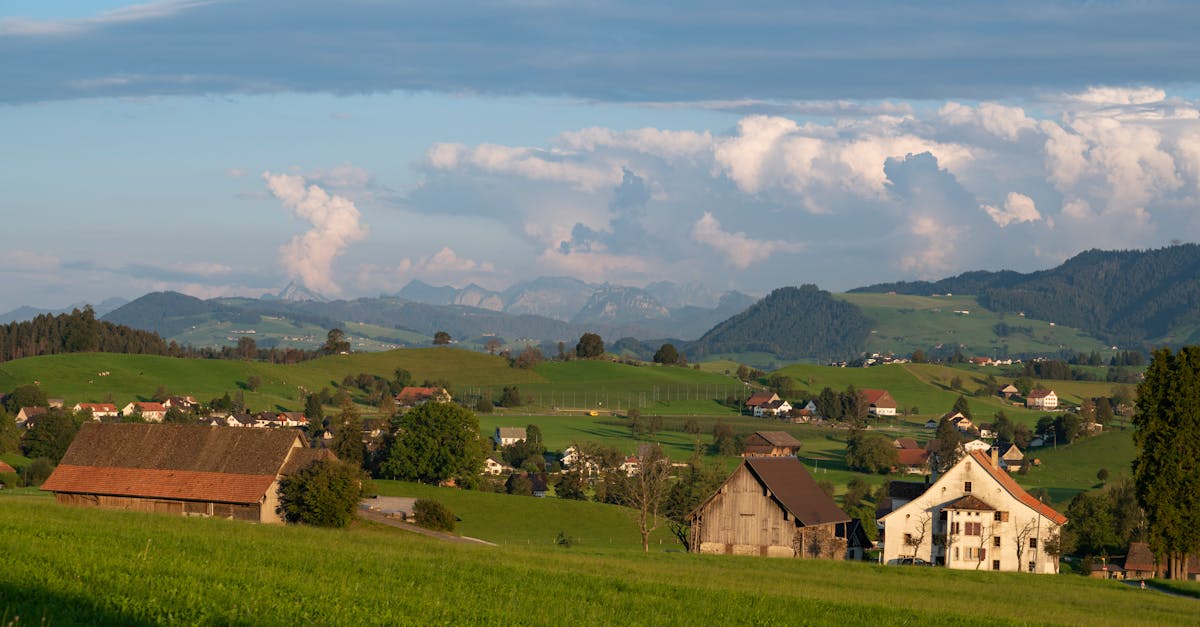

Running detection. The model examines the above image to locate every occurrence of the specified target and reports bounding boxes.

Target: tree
[512,346,543,369]
[0,408,20,454]
[951,395,972,420]
[932,414,963,473]
[950,375,964,391]
[246,375,262,392]
[277,460,366,528]
[21,410,80,463]
[505,472,533,496]
[3,384,47,414]
[331,400,364,468]
[163,407,192,424]
[711,421,738,456]
[653,343,680,365]
[1133,346,1200,579]
[379,403,485,484]
[432,331,452,345]
[412,499,456,531]
[474,394,494,413]
[617,444,673,553]
[393,368,413,387]
[664,455,724,549]
[682,419,700,435]
[1097,468,1109,483]
[845,431,898,474]
[322,328,351,355]
[305,394,326,437]
[236,336,257,360]
[910,349,927,363]
[152,386,170,403]
[575,332,604,359]
[498,385,522,408]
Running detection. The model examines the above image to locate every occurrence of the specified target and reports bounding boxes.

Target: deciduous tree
[575,332,604,359]
[277,460,366,528]
[379,402,485,484]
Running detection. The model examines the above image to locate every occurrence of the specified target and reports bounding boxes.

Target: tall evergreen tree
[1133,347,1200,579]
[933,415,963,474]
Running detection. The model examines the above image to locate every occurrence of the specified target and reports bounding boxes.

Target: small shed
[742,431,802,457]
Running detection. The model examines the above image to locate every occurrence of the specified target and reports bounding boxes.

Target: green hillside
[2,495,1196,625]
[838,293,1113,358]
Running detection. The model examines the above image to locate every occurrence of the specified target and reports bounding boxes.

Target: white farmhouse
[879,450,1066,574]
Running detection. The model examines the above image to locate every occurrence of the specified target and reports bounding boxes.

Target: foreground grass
[1151,579,1200,599]
[1,496,1196,625]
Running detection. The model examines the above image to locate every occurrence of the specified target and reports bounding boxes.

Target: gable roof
[41,423,309,505]
[860,389,895,407]
[130,402,167,412]
[748,431,802,447]
[742,456,850,527]
[967,450,1067,525]
[76,403,118,412]
[1027,388,1054,399]
[893,437,920,450]
[496,427,526,439]
[745,392,779,407]
[944,494,995,511]
[395,387,445,403]
[0,461,15,474]
[1123,542,1155,572]
[896,449,930,466]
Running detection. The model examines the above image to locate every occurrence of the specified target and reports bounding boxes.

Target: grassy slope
[1,496,1196,625]
[0,349,541,413]
[838,293,1113,357]
[1014,430,1137,506]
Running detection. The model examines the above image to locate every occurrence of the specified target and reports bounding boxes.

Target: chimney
[990,446,999,469]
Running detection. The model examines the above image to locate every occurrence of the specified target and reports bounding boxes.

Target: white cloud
[425,142,621,192]
[898,216,964,277]
[983,192,1042,227]
[1068,86,1166,107]
[939,101,1035,141]
[354,247,496,292]
[690,212,802,269]
[264,172,368,295]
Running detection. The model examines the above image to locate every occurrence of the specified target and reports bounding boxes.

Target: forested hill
[0,307,169,362]
[852,244,1200,345]
[687,285,871,361]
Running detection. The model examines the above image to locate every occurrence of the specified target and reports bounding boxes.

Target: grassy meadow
[2,494,1197,625]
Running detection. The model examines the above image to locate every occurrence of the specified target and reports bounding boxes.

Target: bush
[277,460,366,528]
[413,499,455,532]
[23,457,56,487]
[0,472,20,489]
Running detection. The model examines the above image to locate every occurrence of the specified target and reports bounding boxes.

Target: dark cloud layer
[3,1,1199,104]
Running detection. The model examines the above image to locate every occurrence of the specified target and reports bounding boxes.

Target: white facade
[880,451,1065,574]
[1025,390,1058,410]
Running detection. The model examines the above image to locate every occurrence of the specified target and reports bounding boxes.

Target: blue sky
[3,1,1200,311]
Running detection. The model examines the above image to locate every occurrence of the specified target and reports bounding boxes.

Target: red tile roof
[395,387,445,403]
[41,466,277,504]
[860,389,896,408]
[1027,389,1054,399]
[132,402,166,412]
[0,461,15,474]
[745,392,778,407]
[968,450,1067,525]
[896,449,930,466]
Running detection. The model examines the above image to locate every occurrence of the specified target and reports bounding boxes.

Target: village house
[744,392,781,415]
[394,386,452,408]
[483,456,507,476]
[753,399,793,418]
[687,456,856,559]
[962,439,991,453]
[1025,389,1058,410]
[162,395,197,410]
[41,423,334,524]
[494,427,527,448]
[47,398,65,409]
[860,389,897,417]
[15,406,47,428]
[74,403,119,419]
[893,437,920,450]
[999,444,1025,472]
[879,449,1067,573]
[999,384,1019,399]
[895,449,932,475]
[742,431,803,457]
[121,401,167,422]
[275,412,308,428]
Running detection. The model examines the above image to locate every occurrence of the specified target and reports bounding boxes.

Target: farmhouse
[860,389,897,417]
[753,399,793,418]
[999,444,1024,471]
[1000,384,1019,398]
[895,449,931,475]
[879,449,1067,573]
[121,402,167,422]
[1025,389,1058,410]
[742,431,803,457]
[483,456,507,476]
[15,406,47,428]
[495,427,527,447]
[74,403,118,419]
[745,392,781,415]
[395,386,452,407]
[41,423,329,524]
[687,456,854,559]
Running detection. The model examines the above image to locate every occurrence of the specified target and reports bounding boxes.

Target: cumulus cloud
[690,212,803,269]
[426,143,621,192]
[264,172,368,295]
[983,192,1042,227]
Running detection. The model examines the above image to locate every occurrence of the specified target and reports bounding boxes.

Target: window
[964,481,972,493]
[964,547,986,561]
[904,533,914,545]
[1029,538,1038,549]
[950,522,960,534]
[993,536,1001,548]
[965,522,982,536]
[994,511,1002,522]
[954,547,960,560]
[992,559,1001,571]
[1028,561,1036,573]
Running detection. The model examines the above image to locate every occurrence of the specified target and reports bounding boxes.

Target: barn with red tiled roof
[41,423,331,523]
[860,389,897,416]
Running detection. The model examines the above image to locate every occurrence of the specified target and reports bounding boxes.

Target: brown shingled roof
[860,389,896,408]
[744,457,850,527]
[968,450,1067,525]
[752,431,803,447]
[945,494,996,511]
[1123,542,1155,572]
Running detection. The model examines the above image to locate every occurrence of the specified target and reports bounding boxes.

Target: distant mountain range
[0,297,128,325]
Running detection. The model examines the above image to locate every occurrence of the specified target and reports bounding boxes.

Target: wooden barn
[41,423,331,524]
[687,456,853,559]
[741,431,803,457]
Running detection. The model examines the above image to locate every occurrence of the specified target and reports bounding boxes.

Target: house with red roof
[73,403,119,419]
[41,423,332,524]
[1025,389,1058,410]
[880,448,1067,573]
[860,389,897,417]
[121,401,167,422]
[394,386,452,408]
[895,448,931,475]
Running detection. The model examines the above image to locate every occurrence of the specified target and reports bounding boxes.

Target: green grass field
[837,293,1114,358]
[1015,430,1137,507]
[2,494,1196,625]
